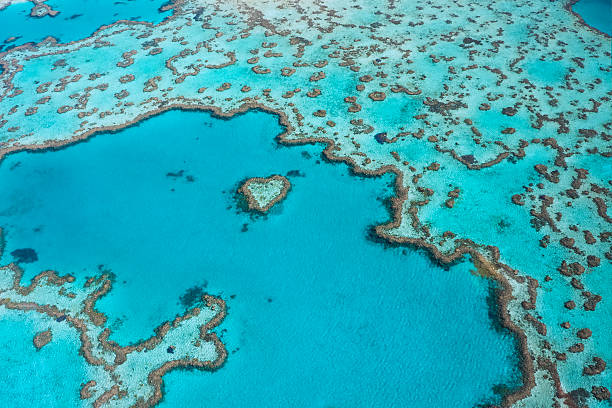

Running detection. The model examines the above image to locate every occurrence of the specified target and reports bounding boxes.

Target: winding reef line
[0,256,228,408]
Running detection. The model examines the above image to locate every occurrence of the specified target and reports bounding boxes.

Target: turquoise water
[0,109,520,406]
[574,0,612,35]
[0,0,170,52]
[0,311,85,407]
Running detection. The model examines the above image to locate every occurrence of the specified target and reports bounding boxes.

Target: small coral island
[238,175,291,213]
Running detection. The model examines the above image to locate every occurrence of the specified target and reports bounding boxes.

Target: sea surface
[0,109,520,407]
[572,0,612,35]
[0,311,85,407]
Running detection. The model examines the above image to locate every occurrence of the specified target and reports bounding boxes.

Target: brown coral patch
[368,91,386,101]
[33,329,52,350]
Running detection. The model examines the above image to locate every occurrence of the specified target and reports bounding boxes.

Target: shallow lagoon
[0,0,169,52]
[0,109,520,406]
[0,311,85,407]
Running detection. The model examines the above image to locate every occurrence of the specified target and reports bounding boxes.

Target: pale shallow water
[0,310,85,407]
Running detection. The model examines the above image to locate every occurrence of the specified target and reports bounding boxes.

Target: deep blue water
[0,0,170,52]
[0,109,520,406]
[574,0,612,35]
